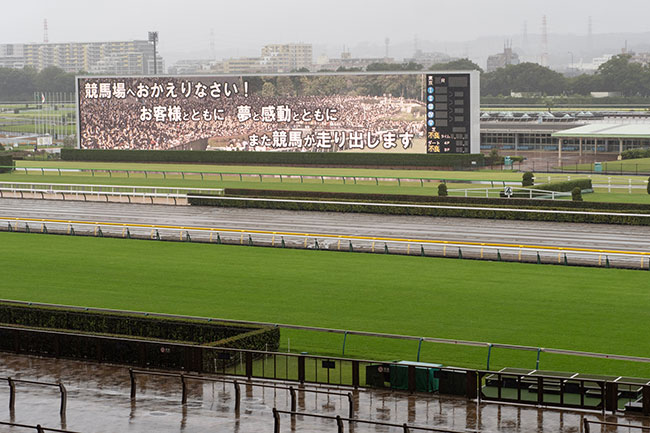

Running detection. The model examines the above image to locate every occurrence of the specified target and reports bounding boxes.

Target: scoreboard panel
[425,71,479,154]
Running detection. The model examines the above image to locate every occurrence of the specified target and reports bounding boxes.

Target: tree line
[0,66,77,101]
[1,54,648,100]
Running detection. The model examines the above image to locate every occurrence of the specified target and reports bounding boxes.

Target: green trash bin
[389,361,441,392]
[594,162,602,173]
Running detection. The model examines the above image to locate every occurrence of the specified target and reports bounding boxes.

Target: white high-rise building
[0,40,163,74]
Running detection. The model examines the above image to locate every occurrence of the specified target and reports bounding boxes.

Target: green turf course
[2,232,650,377]
[13,160,523,181]
[4,162,650,201]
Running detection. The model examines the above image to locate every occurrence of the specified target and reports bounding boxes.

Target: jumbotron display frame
[75,71,479,154]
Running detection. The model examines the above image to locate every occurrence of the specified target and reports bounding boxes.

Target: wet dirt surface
[0,353,649,432]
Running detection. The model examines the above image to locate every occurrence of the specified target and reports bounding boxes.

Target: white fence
[0,182,224,205]
[2,216,649,270]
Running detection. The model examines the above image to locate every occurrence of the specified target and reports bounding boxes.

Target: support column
[558,138,562,164]
[514,133,519,154]
[619,138,623,159]
[579,138,583,156]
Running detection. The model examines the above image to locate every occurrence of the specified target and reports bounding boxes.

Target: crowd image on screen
[79,77,426,151]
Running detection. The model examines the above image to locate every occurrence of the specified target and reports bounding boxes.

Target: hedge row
[622,148,650,160]
[0,302,275,346]
[534,178,592,192]
[0,326,199,370]
[218,188,650,212]
[0,153,13,173]
[61,149,485,168]
[190,196,650,226]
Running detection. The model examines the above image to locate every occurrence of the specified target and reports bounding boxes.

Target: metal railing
[128,368,354,417]
[2,215,649,270]
[447,186,572,199]
[3,165,515,187]
[3,318,650,417]
[1,377,67,418]
[4,299,650,403]
[272,408,476,433]
[0,421,79,433]
[583,418,650,431]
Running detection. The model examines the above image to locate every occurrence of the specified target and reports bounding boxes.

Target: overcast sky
[3,0,649,60]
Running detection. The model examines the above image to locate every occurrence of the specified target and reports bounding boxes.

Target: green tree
[567,73,603,96]
[482,63,566,96]
[366,62,423,72]
[431,58,483,73]
[438,183,448,196]
[596,54,649,96]
[0,67,37,100]
[34,66,75,93]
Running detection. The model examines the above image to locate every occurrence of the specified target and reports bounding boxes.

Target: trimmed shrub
[522,172,534,187]
[438,183,448,196]
[0,302,277,346]
[622,149,650,160]
[572,187,583,201]
[213,188,650,212]
[647,177,650,195]
[188,196,650,226]
[61,148,485,168]
[0,153,13,173]
[535,178,592,192]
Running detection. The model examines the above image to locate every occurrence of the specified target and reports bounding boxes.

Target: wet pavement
[1,353,649,432]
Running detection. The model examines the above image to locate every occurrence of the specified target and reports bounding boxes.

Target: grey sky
[3,0,650,60]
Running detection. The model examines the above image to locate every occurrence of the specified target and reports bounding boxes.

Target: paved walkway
[1,353,649,432]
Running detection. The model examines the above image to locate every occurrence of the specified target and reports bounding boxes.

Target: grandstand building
[480,113,650,159]
[0,40,163,74]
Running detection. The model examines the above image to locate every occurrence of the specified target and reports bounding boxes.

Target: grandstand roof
[552,123,650,139]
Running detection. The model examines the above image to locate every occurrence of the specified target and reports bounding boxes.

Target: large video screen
[77,72,479,153]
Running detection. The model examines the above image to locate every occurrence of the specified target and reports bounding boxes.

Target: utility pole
[148,31,158,74]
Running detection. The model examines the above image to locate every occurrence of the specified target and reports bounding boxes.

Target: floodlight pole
[148,31,158,75]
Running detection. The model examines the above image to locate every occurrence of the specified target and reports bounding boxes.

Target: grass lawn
[0,173,483,196]
[588,190,650,204]
[576,158,650,174]
[1,232,650,377]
